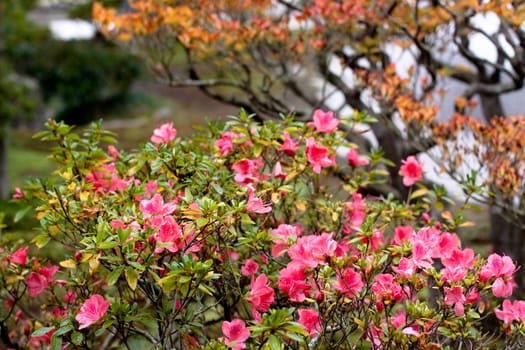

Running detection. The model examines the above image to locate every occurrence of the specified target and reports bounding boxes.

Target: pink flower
[272,161,286,180]
[392,257,417,279]
[246,274,274,321]
[298,308,321,337]
[75,294,110,330]
[12,187,24,199]
[333,268,363,298]
[271,224,302,258]
[345,192,366,234]
[86,163,132,193]
[155,216,183,253]
[346,148,369,167]
[480,254,517,297]
[399,156,423,186]
[480,254,516,281]
[444,286,466,316]
[10,246,29,266]
[287,234,337,269]
[221,319,250,350]
[140,193,177,218]
[215,131,244,156]
[107,145,120,158]
[371,274,403,302]
[232,159,263,186]
[495,299,525,325]
[305,137,335,174]
[25,272,48,297]
[281,132,299,156]
[25,266,59,297]
[150,122,177,144]
[278,264,311,302]
[492,277,516,298]
[393,226,414,245]
[241,259,259,277]
[308,109,339,133]
[246,195,272,214]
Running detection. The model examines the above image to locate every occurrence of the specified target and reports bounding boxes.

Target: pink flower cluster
[151,122,177,144]
[75,294,110,329]
[25,265,59,297]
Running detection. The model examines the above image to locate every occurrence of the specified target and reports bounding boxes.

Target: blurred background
[1,0,238,193]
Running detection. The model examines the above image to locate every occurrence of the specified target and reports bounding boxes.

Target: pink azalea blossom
[140,193,177,218]
[76,294,110,330]
[246,195,272,214]
[155,216,183,253]
[399,156,423,186]
[495,299,517,325]
[495,299,525,325]
[333,268,364,298]
[492,277,516,298]
[278,264,311,302]
[232,159,263,186]
[347,192,367,229]
[271,224,302,258]
[246,274,274,321]
[480,253,517,297]
[288,234,337,269]
[215,131,243,156]
[305,137,335,174]
[25,266,59,297]
[241,259,259,277]
[298,308,321,337]
[107,145,120,158]
[10,246,29,266]
[444,286,466,316]
[442,248,475,270]
[393,226,414,246]
[221,319,250,350]
[480,254,516,281]
[281,132,299,156]
[411,241,433,269]
[86,163,132,193]
[392,257,417,279]
[25,272,48,297]
[308,109,339,133]
[272,161,287,180]
[346,148,369,167]
[150,122,177,144]
[12,187,24,199]
[371,274,403,302]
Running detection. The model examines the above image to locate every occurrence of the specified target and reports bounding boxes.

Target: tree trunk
[479,93,525,291]
[479,93,505,122]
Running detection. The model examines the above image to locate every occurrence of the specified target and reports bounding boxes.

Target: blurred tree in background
[0,0,39,199]
[0,0,142,197]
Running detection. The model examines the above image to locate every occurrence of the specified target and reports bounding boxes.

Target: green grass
[8,144,55,190]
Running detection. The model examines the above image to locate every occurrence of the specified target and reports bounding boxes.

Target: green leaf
[410,188,429,200]
[14,206,31,223]
[125,267,140,291]
[106,266,124,286]
[54,325,73,337]
[71,331,84,346]
[31,326,55,337]
[97,241,119,250]
[32,234,51,249]
[50,334,62,350]
[268,334,282,350]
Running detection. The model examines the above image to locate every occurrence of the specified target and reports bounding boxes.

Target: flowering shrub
[1,110,525,349]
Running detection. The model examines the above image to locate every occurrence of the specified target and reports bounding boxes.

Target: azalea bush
[2,110,525,349]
